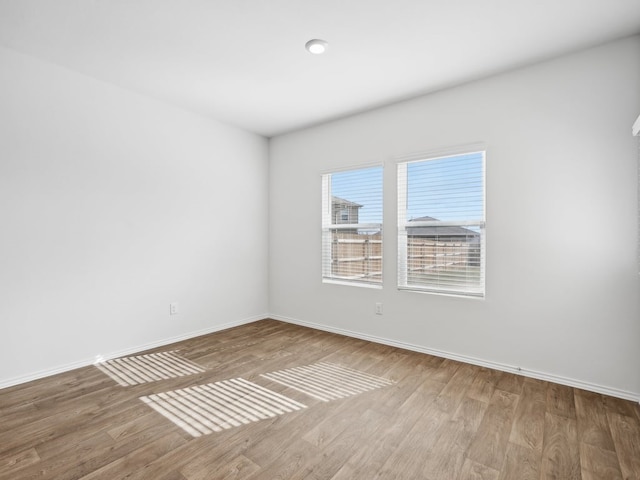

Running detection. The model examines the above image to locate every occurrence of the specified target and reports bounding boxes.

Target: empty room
[1,1,640,479]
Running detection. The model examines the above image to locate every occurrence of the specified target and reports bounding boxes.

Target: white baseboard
[0,314,266,390]
[5,312,639,404]
[270,314,640,403]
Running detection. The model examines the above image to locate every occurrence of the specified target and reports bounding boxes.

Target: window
[397,151,485,297]
[322,166,383,286]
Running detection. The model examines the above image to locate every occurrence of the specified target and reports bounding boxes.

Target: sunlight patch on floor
[260,362,394,402]
[139,378,307,437]
[95,351,205,386]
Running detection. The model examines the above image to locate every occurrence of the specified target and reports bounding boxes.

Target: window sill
[323,279,383,290]
[397,285,484,300]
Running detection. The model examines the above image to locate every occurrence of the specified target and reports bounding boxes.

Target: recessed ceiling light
[305,39,328,55]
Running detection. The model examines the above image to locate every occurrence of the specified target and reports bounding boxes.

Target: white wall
[0,47,269,386]
[270,36,640,399]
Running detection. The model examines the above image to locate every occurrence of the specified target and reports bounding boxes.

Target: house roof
[332,196,362,208]
[407,216,480,238]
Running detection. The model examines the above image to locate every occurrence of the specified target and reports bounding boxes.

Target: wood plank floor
[1,319,639,479]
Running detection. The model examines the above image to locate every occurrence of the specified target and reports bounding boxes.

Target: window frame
[397,149,486,298]
[321,165,384,288]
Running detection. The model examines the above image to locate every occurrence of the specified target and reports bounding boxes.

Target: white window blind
[322,166,383,286]
[398,151,485,297]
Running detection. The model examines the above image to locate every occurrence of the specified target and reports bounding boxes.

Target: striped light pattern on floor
[95,351,206,386]
[139,378,307,437]
[260,362,394,402]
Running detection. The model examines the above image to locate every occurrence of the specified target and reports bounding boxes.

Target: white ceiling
[1,0,639,137]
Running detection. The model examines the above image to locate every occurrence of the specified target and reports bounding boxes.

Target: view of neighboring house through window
[397,151,485,297]
[322,166,383,286]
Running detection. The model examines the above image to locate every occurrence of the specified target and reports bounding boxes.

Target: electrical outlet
[375,302,383,315]
[169,302,179,315]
